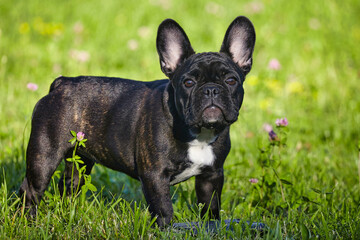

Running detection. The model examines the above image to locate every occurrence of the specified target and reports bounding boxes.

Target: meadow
[1,0,360,239]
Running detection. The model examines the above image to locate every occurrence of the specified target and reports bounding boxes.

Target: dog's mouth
[184,102,239,130]
[202,105,223,122]
[199,105,227,129]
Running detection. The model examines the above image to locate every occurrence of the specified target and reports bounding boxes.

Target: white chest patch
[187,140,215,165]
[170,129,217,185]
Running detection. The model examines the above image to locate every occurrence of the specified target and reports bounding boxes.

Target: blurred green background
[0,0,359,238]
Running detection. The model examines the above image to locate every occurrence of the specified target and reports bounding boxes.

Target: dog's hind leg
[19,130,68,215]
[58,153,95,196]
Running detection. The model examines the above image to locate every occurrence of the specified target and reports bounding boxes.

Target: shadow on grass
[0,144,149,208]
[0,146,26,193]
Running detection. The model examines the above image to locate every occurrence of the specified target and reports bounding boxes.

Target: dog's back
[29,76,169,173]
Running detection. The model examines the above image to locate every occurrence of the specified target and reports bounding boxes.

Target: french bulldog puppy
[20,16,255,227]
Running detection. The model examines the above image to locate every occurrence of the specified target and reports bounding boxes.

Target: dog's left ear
[157,19,195,78]
[220,16,256,75]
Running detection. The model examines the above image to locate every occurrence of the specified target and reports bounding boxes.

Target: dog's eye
[225,78,237,86]
[184,79,195,88]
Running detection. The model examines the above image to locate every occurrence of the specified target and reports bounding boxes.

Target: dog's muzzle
[202,105,224,125]
[199,84,227,128]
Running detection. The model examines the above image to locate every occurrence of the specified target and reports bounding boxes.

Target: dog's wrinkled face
[171,52,245,129]
[157,16,256,131]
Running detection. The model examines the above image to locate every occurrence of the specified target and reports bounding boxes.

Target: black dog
[20,16,255,227]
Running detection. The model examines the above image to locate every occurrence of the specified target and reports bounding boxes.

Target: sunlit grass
[1,0,360,238]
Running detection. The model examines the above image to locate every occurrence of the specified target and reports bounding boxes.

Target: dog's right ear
[156,19,195,78]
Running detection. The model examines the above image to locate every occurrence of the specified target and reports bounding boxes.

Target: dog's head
[157,16,255,131]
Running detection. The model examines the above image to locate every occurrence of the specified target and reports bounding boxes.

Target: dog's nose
[203,86,220,98]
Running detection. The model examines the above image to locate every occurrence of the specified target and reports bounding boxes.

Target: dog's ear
[157,19,195,78]
[220,16,256,75]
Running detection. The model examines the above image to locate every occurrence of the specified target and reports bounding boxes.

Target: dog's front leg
[140,174,173,227]
[195,168,224,220]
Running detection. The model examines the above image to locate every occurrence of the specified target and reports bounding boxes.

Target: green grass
[1,0,360,238]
